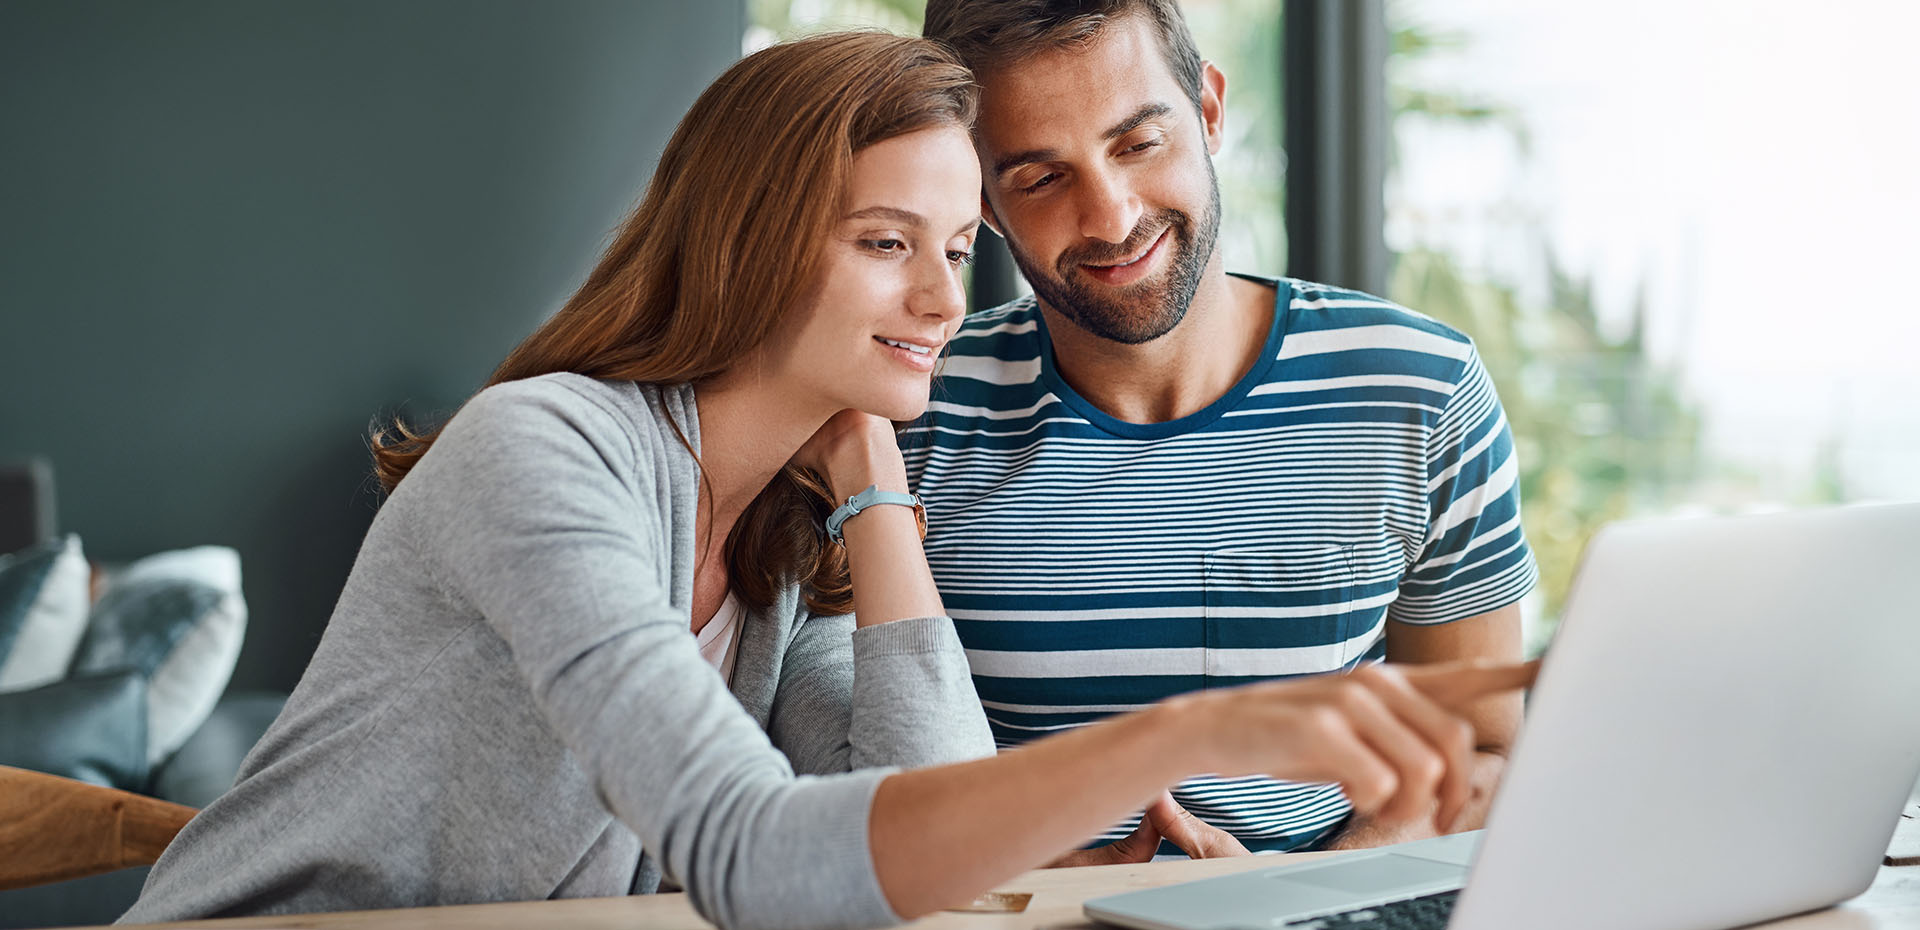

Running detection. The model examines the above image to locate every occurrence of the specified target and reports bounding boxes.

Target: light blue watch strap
[826,484,922,544]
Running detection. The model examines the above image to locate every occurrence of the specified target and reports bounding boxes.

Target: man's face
[973,14,1225,345]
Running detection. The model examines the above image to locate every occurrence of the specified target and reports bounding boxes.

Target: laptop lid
[1084,503,1920,930]
[1451,502,1920,930]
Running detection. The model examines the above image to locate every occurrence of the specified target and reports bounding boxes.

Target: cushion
[71,546,246,768]
[0,668,148,789]
[0,534,91,693]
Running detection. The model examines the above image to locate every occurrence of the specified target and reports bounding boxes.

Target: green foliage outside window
[1390,246,1702,643]
[748,0,920,38]
[1385,13,1705,646]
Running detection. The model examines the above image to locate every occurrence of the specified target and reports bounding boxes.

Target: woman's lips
[875,336,939,372]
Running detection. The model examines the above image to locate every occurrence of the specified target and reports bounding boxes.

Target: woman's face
[773,124,981,423]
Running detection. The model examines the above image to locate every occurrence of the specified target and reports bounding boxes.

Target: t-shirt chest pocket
[1201,546,1362,680]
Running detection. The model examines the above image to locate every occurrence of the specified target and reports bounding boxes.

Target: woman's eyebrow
[847,206,983,237]
[846,206,925,227]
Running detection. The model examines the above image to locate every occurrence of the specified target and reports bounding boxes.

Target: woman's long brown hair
[371,33,976,615]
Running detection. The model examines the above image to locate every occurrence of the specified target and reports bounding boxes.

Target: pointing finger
[1402,658,1539,711]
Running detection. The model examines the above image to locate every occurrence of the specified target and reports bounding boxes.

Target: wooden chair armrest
[0,764,199,890]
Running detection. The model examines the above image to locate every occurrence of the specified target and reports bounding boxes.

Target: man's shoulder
[1270,276,1473,348]
[1249,276,1485,392]
[928,297,1049,400]
[947,296,1044,357]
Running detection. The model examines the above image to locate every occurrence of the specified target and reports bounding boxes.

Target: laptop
[1085,502,1920,930]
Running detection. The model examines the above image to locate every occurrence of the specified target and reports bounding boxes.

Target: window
[1386,0,1920,645]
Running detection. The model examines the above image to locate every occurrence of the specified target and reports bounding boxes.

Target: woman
[122,32,1531,930]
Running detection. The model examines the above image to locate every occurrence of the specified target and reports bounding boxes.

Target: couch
[0,460,287,928]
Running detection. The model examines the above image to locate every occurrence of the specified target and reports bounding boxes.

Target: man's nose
[1075,169,1144,245]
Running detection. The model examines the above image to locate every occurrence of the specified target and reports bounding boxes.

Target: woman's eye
[862,238,907,254]
[947,250,975,266]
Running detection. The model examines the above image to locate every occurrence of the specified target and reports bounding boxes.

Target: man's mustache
[1057,209,1187,271]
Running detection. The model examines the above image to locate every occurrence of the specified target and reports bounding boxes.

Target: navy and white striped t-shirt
[900,275,1538,852]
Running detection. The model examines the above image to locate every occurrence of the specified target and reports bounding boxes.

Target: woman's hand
[791,409,908,501]
[792,409,939,626]
[1176,660,1539,835]
[867,659,1537,919]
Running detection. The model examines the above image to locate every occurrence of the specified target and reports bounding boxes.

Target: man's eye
[947,250,975,266]
[1022,173,1059,194]
[1127,139,1162,154]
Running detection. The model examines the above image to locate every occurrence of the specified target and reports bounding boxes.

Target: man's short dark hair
[923,0,1206,114]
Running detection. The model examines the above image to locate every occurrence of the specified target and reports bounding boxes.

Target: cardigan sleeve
[770,612,996,775]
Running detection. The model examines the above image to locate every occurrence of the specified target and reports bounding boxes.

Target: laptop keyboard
[1282,889,1460,929]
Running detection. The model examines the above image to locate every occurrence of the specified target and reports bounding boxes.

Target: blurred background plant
[1384,7,1704,647]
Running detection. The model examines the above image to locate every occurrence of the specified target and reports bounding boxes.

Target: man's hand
[1045,793,1251,867]
[1143,792,1250,858]
[1044,812,1163,868]
[1319,809,1441,851]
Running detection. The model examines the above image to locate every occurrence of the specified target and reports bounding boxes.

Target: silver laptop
[1086,503,1920,930]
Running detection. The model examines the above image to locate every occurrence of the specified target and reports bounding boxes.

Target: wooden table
[103,850,1920,930]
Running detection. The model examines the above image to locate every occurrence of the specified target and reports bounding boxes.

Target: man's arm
[1322,603,1524,849]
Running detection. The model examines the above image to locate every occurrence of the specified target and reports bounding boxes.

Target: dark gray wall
[0,1,743,692]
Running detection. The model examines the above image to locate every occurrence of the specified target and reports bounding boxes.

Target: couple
[124,2,1537,928]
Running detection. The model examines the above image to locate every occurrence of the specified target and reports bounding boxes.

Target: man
[904,0,1538,861]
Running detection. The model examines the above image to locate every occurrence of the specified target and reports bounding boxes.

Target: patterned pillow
[71,546,246,768]
[0,534,91,693]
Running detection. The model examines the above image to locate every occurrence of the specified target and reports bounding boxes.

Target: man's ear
[1199,60,1227,156]
[980,191,1006,240]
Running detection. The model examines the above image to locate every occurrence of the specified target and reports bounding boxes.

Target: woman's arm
[868,660,1538,919]
[789,411,1535,911]
[771,611,995,773]
[773,410,995,773]
[411,382,1532,930]
[797,410,945,628]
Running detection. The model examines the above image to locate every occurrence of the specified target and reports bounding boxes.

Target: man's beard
[1004,163,1223,346]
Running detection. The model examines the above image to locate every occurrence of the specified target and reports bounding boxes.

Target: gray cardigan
[121,375,995,930]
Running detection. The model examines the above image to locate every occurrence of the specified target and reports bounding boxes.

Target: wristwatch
[826,484,926,545]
